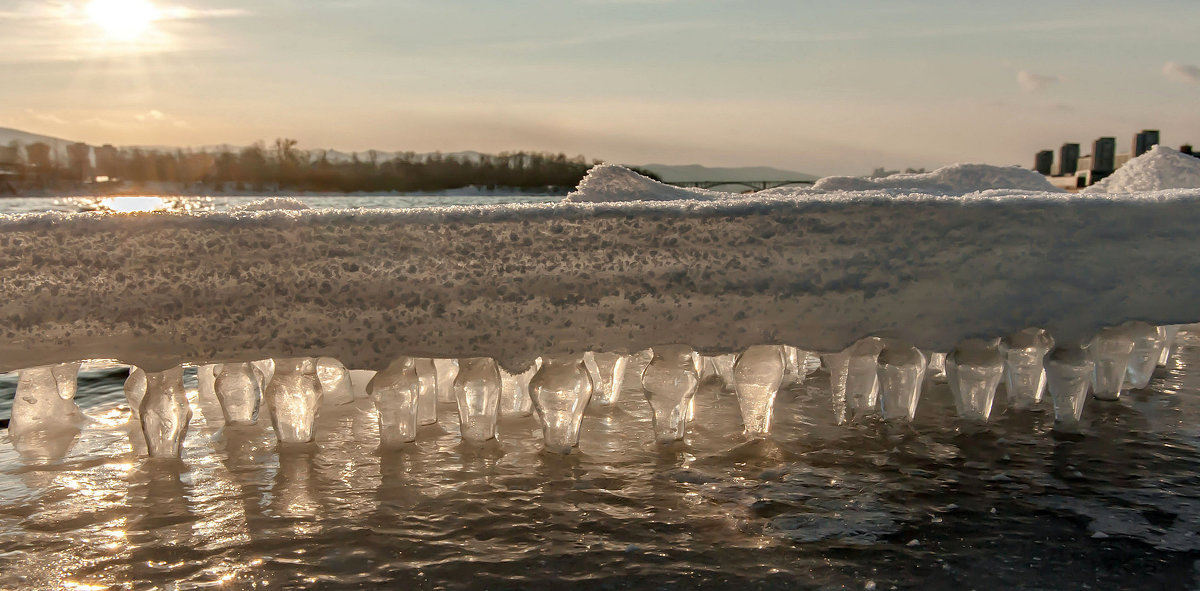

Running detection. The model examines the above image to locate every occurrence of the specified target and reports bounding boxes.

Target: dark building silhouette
[1181,144,1195,157]
[1058,143,1080,175]
[1092,137,1116,178]
[1133,129,1160,157]
[1034,150,1053,175]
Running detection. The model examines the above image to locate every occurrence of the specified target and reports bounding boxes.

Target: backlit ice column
[414,358,439,425]
[213,362,262,425]
[640,344,699,444]
[434,359,460,403]
[1157,325,1181,367]
[8,363,84,438]
[140,366,192,458]
[586,352,629,409]
[821,337,883,424]
[529,356,593,454]
[1124,322,1164,390]
[266,358,323,444]
[367,357,420,447]
[947,340,1005,422]
[926,353,948,383]
[877,342,927,422]
[1045,347,1094,429]
[316,358,355,406]
[732,345,785,437]
[500,360,538,417]
[709,353,737,391]
[1001,328,1054,410]
[453,358,502,443]
[125,367,147,421]
[251,359,275,392]
[1089,326,1135,400]
[197,365,218,400]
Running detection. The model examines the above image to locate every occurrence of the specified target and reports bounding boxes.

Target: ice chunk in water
[500,359,539,416]
[926,352,948,383]
[587,352,629,408]
[1088,326,1135,400]
[947,340,1005,422]
[9,363,83,438]
[266,358,322,444]
[140,366,192,458]
[197,364,217,400]
[709,353,738,391]
[316,358,355,406]
[434,359,460,404]
[251,359,275,391]
[413,358,439,425]
[733,345,785,437]
[1157,325,1181,367]
[529,356,593,454]
[1046,347,1094,429]
[640,344,699,443]
[367,357,420,447]
[821,338,883,424]
[453,358,502,443]
[213,362,262,426]
[1124,322,1163,390]
[1001,328,1054,410]
[124,367,147,421]
[877,342,926,422]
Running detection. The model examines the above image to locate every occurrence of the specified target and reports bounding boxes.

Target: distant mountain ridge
[634,163,818,183]
[0,127,73,148]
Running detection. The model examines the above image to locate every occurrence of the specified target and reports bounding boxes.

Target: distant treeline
[3,138,661,193]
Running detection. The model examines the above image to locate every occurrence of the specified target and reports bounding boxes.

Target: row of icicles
[3,321,1182,459]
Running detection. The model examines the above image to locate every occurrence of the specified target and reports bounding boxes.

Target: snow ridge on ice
[565,164,722,202]
[811,163,1064,194]
[1083,146,1200,194]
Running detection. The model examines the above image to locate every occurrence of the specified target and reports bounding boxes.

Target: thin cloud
[1017,70,1060,93]
[1163,61,1200,84]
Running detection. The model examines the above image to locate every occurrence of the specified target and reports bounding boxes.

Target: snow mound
[813,163,1064,194]
[565,164,721,202]
[229,197,311,212]
[1083,146,1200,194]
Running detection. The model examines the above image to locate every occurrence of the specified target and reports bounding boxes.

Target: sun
[85,0,160,41]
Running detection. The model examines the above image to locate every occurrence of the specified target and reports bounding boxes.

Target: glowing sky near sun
[0,0,1197,175]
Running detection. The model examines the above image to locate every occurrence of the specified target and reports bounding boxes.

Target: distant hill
[634,163,818,183]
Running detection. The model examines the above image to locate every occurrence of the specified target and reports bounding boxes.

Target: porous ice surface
[1083,145,1200,194]
[807,163,1064,194]
[0,172,1198,375]
[564,164,724,202]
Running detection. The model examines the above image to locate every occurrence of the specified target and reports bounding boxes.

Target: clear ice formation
[732,345,785,437]
[213,362,262,425]
[1157,325,1180,367]
[197,364,217,400]
[413,358,439,425]
[639,344,700,443]
[499,360,537,417]
[8,363,83,438]
[926,352,948,383]
[367,357,421,447]
[140,366,192,458]
[453,357,502,443]
[1045,347,1094,428]
[585,352,629,408]
[1001,328,1054,410]
[124,367,147,421]
[821,338,883,424]
[316,357,355,406]
[946,340,1005,422]
[877,342,927,422]
[265,358,323,444]
[434,359,460,404]
[781,346,804,387]
[529,356,593,454]
[347,369,377,399]
[251,359,275,392]
[1124,322,1164,390]
[709,353,737,391]
[1088,326,1135,401]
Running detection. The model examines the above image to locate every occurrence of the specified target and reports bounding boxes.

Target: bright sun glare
[85,0,159,41]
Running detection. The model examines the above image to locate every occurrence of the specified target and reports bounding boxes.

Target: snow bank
[1083,146,1200,194]
[0,188,1197,374]
[811,163,1064,194]
[229,197,311,211]
[564,164,721,202]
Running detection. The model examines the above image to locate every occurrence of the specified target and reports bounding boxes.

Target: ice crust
[809,163,1064,194]
[1083,146,1200,194]
[565,164,722,202]
[0,171,1199,375]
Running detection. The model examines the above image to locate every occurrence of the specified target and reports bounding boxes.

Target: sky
[0,0,1198,176]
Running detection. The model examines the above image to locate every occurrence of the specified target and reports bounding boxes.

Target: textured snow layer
[565,164,722,202]
[1083,146,1200,194]
[1,184,1198,374]
[811,163,1064,194]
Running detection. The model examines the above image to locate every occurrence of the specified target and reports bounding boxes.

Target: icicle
[453,358,502,443]
[316,357,355,406]
[640,344,700,444]
[926,352,948,383]
[1124,322,1164,390]
[413,358,439,425]
[124,366,147,421]
[781,345,804,387]
[821,337,883,424]
[1046,347,1093,429]
[732,345,785,438]
[1001,328,1054,410]
[197,364,218,400]
[367,357,420,448]
[1088,326,1135,401]
[251,359,275,392]
[947,340,1005,422]
[140,366,192,458]
[266,358,322,444]
[801,350,821,377]
[710,353,737,390]
[877,342,927,422]
[434,358,460,404]
[8,363,83,438]
[500,360,537,417]
[213,362,262,426]
[1157,325,1181,367]
[529,356,593,454]
[587,352,629,408]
